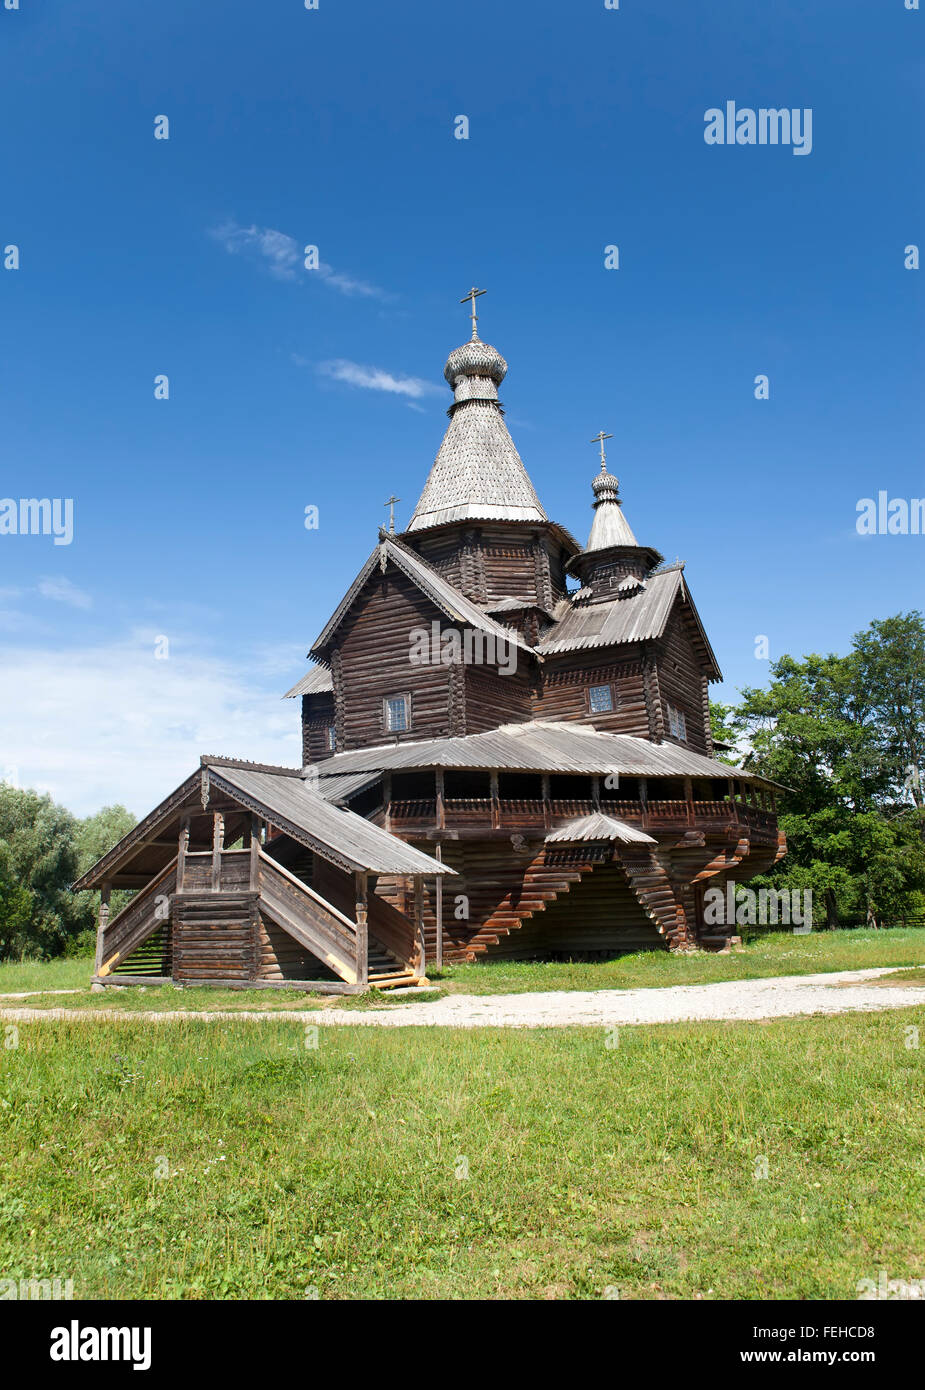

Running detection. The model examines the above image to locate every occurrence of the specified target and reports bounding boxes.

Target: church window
[588,683,614,714]
[326,726,336,751]
[667,704,687,741]
[384,694,410,733]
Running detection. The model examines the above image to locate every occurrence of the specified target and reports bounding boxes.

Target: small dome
[591,465,620,502]
[444,337,507,385]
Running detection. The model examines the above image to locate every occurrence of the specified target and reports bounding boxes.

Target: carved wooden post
[683,777,693,825]
[383,772,392,832]
[435,767,445,830]
[639,777,649,831]
[176,816,190,892]
[434,845,443,972]
[354,870,368,988]
[211,812,224,892]
[490,771,500,830]
[249,813,260,891]
[94,882,111,979]
[591,775,601,811]
[413,874,425,979]
[541,773,551,831]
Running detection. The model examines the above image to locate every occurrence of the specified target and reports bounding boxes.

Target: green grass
[1,1007,923,1299]
[0,956,93,994]
[4,928,924,1013]
[430,927,925,995]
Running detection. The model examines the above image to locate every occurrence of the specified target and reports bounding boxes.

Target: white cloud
[316,358,441,400]
[37,576,92,610]
[211,221,388,298]
[0,630,303,817]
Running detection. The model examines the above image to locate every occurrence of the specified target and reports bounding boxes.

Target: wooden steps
[367,933,418,989]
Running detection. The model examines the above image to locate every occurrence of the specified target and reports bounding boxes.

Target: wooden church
[75,293,784,992]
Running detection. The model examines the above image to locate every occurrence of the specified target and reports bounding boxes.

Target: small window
[667,704,687,741]
[326,725,336,752]
[384,693,410,733]
[588,683,614,714]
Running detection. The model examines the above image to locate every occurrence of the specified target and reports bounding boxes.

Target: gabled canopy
[537,564,722,679]
[73,758,454,891]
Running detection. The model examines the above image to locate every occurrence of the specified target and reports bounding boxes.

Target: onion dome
[444,338,508,386]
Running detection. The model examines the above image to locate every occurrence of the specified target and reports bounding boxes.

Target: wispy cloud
[0,629,301,815]
[316,358,441,400]
[37,576,92,610]
[210,221,389,298]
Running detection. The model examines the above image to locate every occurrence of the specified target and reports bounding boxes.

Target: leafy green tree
[709,701,739,764]
[72,804,137,955]
[0,785,88,959]
[0,841,34,961]
[729,613,925,927]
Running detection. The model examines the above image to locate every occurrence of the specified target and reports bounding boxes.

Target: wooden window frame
[667,703,687,742]
[383,692,412,734]
[587,682,615,715]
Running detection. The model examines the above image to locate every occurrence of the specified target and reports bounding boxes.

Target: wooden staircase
[367,934,419,989]
[466,850,601,957]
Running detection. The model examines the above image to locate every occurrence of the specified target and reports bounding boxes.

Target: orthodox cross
[590,430,613,470]
[460,286,487,339]
[384,495,400,534]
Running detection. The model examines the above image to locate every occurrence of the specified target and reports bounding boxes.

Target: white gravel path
[0,967,923,1029]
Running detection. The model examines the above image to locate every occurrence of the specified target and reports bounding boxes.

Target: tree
[851,612,925,807]
[709,700,739,764]
[0,785,88,959]
[72,805,137,955]
[728,614,925,928]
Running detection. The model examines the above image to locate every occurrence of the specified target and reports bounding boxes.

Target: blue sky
[0,0,922,815]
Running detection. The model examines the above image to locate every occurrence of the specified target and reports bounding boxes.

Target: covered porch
[72,758,455,994]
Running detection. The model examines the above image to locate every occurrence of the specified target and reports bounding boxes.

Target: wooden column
[435,845,444,972]
[591,775,601,811]
[354,870,368,988]
[683,777,693,825]
[383,773,392,832]
[211,812,224,892]
[176,816,190,892]
[490,771,500,830]
[248,814,260,890]
[413,874,425,978]
[541,773,551,831]
[435,768,445,830]
[639,778,649,831]
[94,882,111,978]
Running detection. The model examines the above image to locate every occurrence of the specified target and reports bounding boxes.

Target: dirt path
[1,967,923,1029]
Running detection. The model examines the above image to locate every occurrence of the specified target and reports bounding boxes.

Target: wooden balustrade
[383,794,775,837]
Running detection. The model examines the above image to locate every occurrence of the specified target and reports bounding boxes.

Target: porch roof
[73,759,455,891]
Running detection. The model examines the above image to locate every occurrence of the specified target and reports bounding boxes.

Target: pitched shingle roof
[406,335,548,532]
[311,537,534,657]
[309,720,769,783]
[283,665,334,698]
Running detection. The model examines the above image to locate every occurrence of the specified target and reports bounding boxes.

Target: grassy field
[0,956,93,993]
[2,929,924,1013]
[430,928,925,995]
[1,1006,923,1299]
